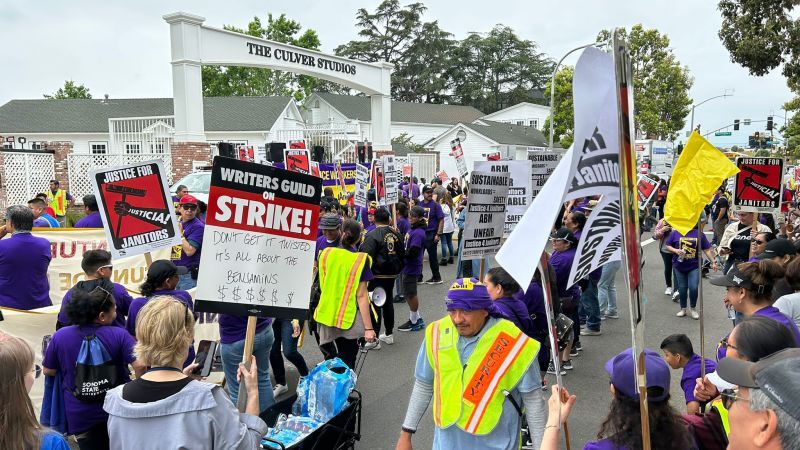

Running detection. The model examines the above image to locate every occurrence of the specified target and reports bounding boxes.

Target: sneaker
[448,257,454,264]
[676,309,686,317]
[393,295,406,304]
[562,359,574,370]
[547,362,567,376]
[600,315,607,321]
[689,309,700,320]
[672,291,680,302]
[425,278,443,285]
[398,319,425,332]
[574,342,583,352]
[439,259,449,266]
[569,347,579,357]
[362,340,381,351]
[580,328,601,336]
[606,312,620,319]
[272,384,288,398]
[665,287,673,296]
[379,333,394,345]
[417,275,423,283]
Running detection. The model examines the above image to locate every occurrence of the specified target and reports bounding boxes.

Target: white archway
[163,12,393,150]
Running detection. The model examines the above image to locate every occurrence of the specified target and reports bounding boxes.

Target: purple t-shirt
[717,306,800,360]
[218,315,273,345]
[517,282,549,335]
[492,297,536,338]
[682,354,717,404]
[418,200,444,232]
[549,248,580,299]
[355,206,370,229]
[397,216,410,237]
[403,184,421,200]
[57,282,133,328]
[127,289,196,367]
[665,229,710,273]
[402,226,426,276]
[316,236,340,260]
[174,217,204,268]
[43,324,136,434]
[74,212,104,228]
[0,233,52,310]
[584,439,627,450]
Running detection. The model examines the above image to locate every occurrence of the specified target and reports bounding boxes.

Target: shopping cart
[260,339,372,450]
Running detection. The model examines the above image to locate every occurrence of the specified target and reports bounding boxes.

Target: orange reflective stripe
[464,332,530,434]
[336,253,365,328]
[431,321,442,426]
[318,248,331,281]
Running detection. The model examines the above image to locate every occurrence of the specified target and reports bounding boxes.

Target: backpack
[365,227,405,276]
[72,332,120,403]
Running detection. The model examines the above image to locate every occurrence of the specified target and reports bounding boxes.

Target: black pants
[661,251,674,288]
[269,319,310,386]
[76,422,110,450]
[321,337,360,370]
[369,277,396,336]
[423,230,441,279]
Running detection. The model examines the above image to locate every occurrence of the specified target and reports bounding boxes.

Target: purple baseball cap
[445,278,493,311]
[605,347,671,402]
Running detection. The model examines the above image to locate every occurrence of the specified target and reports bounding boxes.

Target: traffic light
[734,119,740,131]
[767,116,774,131]
[749,135,756,148]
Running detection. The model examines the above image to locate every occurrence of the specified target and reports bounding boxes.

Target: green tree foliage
[201,14,321,101]
[44,80,92,99]
[335,0,455,102]
[391,132,426,153]
[542,66,575,148]
[597,26,693,139]
[450,25,553,113]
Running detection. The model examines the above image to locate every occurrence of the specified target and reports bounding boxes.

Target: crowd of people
[3,172,800,450]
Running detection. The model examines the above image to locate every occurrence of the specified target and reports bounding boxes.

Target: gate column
[164,12,207,143]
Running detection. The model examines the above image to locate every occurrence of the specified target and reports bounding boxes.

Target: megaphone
[369,286,387,307]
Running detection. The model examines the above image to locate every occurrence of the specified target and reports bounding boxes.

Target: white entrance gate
[68,154,174,202]
[163,12,393,150]
[1,151,54,209]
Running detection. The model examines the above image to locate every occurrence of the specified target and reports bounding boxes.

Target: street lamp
[689,89,734,133]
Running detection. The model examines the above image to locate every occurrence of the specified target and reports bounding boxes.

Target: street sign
[714,131,732,136]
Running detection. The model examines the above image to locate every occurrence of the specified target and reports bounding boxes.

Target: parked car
[170,170,211,205]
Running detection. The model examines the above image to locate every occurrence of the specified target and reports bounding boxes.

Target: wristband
[365,328,374,331]
[401,426,416,434]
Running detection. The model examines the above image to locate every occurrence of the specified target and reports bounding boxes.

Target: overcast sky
[0,0,791,146]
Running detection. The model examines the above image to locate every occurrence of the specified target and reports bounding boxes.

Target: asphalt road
[280,230,733,449]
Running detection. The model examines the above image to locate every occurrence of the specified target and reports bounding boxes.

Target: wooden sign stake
[236,316,258,413]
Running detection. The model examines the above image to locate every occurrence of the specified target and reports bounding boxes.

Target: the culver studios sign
[246,42,357,76]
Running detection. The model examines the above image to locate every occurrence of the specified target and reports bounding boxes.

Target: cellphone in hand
[193,340,219,377]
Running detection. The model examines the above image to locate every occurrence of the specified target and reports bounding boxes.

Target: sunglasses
[753,240,767,245]
[91,286,114,309]
[182,204,198,210]
[721,388,748,409]
[31,364,42,379]
[98,264,113,271]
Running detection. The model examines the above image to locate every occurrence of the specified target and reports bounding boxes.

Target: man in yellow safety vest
[396,278,547,450]
[46,179,73,226]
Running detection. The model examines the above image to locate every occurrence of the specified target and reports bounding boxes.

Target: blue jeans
[220,325,276,413]
[674,268,699,309]
[440,232,454,259]
[177,272,196,290]
[598,261,621,315]
[580,278,601,331]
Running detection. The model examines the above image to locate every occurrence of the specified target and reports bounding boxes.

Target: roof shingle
[314,93,484,125]
[462,120,548,147]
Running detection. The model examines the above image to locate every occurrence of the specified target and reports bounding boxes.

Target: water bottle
[727,306,736,322]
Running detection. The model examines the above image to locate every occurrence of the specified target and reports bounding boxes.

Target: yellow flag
[664,132,740,235]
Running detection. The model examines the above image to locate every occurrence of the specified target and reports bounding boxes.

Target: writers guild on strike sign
[195,157,322,320]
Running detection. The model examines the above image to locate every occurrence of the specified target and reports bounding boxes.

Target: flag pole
[697,218,706,379]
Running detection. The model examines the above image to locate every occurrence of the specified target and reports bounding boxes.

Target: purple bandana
[445,278,493,311]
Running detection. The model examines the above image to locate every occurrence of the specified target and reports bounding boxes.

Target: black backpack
[363,227,405,276]
[72,331,120,403]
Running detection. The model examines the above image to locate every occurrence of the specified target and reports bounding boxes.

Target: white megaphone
[369,287,387,307]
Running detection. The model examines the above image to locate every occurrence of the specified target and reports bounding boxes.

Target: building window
[124,142,141,154]
[90,142,108,154]
[314,100,320,108]
[530,119,539,128]
[31,142,44,150]
[2,142,11,150]
[150,142,167,154]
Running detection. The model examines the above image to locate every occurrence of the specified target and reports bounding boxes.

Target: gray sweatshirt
[104,380,267,449]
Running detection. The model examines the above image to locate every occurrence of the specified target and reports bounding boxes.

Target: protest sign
[462,170,509,260]
[451,138,469,178]
[733,157,785,212]
[528,150,562,200]
[403,164,413,178]
[436,170,449,183]
[284,149,311,174]
[636,175,659,210]
[354,163,370,207]
[195,157,321,319]
[474,160,532,236]
[372,159,386,205]
[23,229,171,305]
[382,155,399,204]
[335,161,347,194]
[237,146,255,162]
[567,196,622,287]
[90,160,181,260]
[310,161,321,178]
[277,162,366,203]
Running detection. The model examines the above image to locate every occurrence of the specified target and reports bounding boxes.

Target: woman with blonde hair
[0,332,69,450]
[104,296,267,449]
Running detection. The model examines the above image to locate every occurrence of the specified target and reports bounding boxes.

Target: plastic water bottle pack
[293,357,356,423]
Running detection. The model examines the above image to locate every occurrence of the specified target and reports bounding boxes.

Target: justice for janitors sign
[246,42,357,76]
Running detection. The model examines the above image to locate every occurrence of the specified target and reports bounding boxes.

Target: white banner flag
[566,195,622,287]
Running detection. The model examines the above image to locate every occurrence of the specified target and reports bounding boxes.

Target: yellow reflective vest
[425,316,540,435]
[710,398,730,436]
[314,247,371,330]
[48,189,68,216]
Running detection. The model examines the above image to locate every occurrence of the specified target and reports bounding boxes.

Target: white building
[479,102,550,130]
[426,120,549,178]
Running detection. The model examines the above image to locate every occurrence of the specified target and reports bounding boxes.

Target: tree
[335,0,455,102]
[450,25,553,113]
[202,14,321,101]
[597,26,693,140]
[542,66,575,148]
[44,80,92,99]
[391,132,426,153]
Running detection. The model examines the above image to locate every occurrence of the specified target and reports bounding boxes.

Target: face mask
[326,239,336,243]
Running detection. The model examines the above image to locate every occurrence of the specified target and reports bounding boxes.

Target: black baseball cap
[709,265,767,294]
[550,227,577,246]
[757,238,796,260]
[318,214,341,230]
[422,186,434,193]
[717,348,800,421]
[147,260,188,285]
